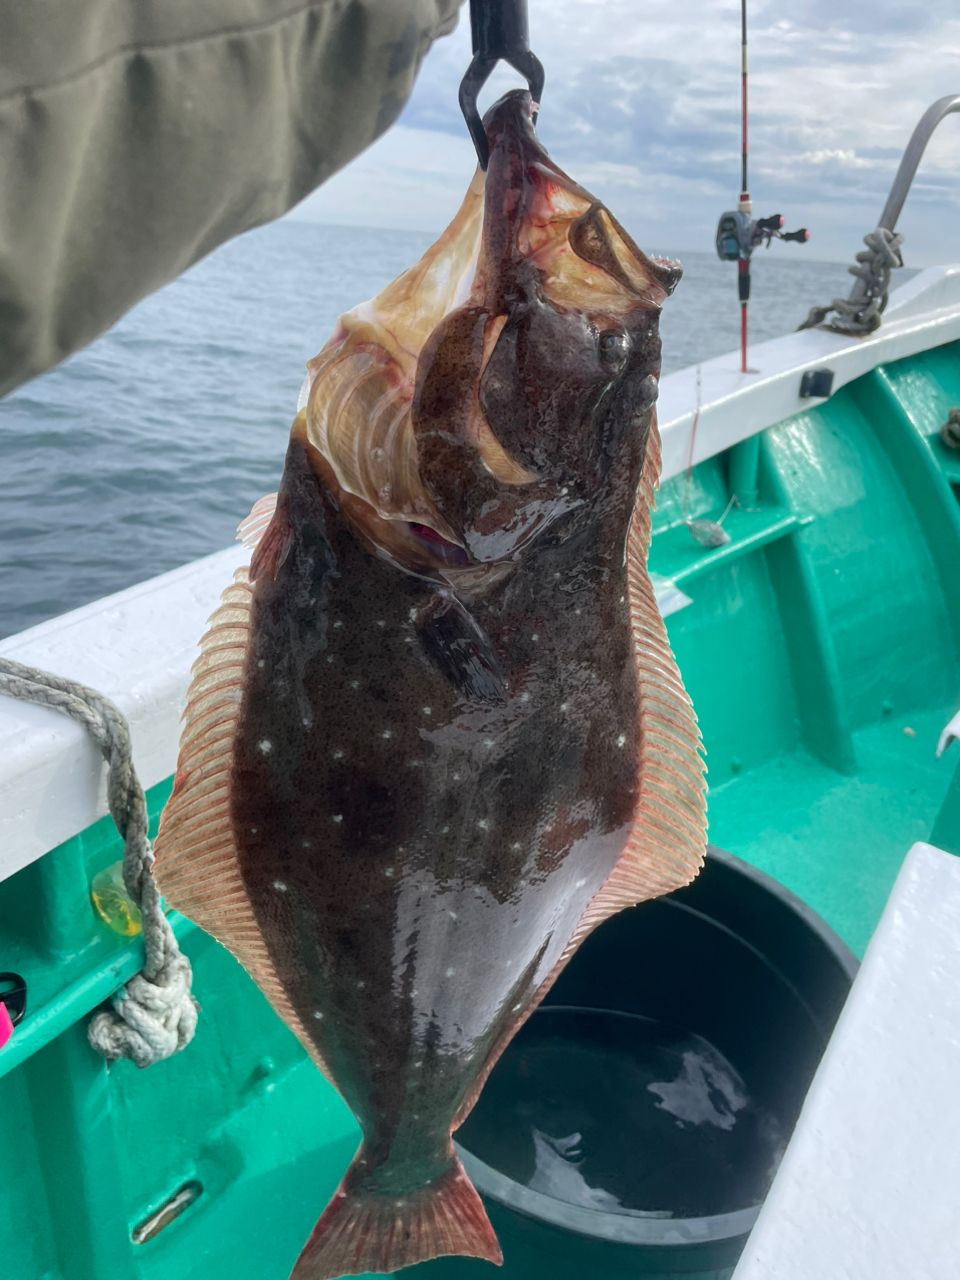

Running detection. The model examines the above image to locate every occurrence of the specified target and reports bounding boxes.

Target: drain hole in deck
[132,1179,203,1243]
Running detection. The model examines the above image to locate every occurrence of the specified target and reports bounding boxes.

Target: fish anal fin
[453,416,705,1129]
[154,562,333,1084]
[291,1146,501,1279]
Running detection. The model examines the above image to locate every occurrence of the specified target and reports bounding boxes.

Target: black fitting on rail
[459,0,545,169]
[0,972,27,1027]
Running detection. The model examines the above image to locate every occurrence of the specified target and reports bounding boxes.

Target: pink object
[0,1001,13,1049]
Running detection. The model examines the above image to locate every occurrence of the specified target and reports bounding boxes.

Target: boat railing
[802,95,960,335]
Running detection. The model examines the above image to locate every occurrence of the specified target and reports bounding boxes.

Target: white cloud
[292,1,960,266]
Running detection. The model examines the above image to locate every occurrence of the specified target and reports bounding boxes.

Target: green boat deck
[2,339,959,1278]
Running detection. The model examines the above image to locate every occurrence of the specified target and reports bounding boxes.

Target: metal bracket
[459,0,545,168]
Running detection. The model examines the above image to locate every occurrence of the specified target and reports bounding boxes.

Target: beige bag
[0,0,461,396]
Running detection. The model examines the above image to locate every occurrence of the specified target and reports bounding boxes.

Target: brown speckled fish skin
[155,90,705,1280]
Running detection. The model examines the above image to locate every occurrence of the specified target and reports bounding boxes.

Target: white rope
[799,227,905,334]
[0,657,197,1067]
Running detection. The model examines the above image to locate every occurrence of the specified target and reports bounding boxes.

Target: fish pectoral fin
[292,1146,501,1279]
[416,594,507,706]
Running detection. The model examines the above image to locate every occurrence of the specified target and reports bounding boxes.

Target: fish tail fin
[291,1147,502,1279]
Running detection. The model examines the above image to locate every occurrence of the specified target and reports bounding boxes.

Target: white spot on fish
[422,706,432,716]
[484,739,495,749]
[325,655,335,664]
[575,608,582,616]
[332,749,344,760]
[395,1200,404,1209]
[445,967,456,977]
[511,842,522,852]
[617,733,627,748]
[576,878,587,888]
[531,633,540,642]
[333,619,344,629]
[560,486,569,495]
[257,659,266,668]
[477,818,489,831]
[302,839,313,849]
[258,740,273,754]
[513,1003,523,1012]
[249,826,258,835]
[560,702,569,712]
[382,729,393,740]
[409,608,418,621]
[384,867,395,878]
[405,636,414,644]
[620,594,626,604]
[302,716,312,727]
[332,814,343,824]
[441,825,450,834]
[452,772,461,782]
[313,1011,324,1021]
[272,880,287,892]
[448,910,458,920]
[376,619,386,628]
[357,980,366,990]
[520,692,530,702]
[350,680,360,690]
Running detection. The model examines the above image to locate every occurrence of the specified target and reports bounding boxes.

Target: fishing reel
[715,211,809,261]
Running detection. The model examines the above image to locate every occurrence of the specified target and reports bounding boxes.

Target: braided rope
[799,227,905,335]
[0,657,197,1067]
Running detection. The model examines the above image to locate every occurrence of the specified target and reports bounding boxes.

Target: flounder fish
[155,89,706,1280]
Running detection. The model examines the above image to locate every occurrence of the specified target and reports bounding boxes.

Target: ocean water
[0,220,862,639]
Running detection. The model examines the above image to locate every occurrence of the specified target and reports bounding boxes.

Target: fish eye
[597,329,629,365]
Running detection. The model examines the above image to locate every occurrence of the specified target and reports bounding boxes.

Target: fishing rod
[715,0,809,372]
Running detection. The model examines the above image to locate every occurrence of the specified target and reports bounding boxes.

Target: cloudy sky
[295,0,960,265]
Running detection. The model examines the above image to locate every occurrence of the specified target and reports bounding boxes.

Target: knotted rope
[799,227,905,334]
[0,657,197,1067]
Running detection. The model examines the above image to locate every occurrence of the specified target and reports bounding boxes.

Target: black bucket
[427,847,857,1279]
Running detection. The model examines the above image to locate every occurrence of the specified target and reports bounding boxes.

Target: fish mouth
[299,90,678,581]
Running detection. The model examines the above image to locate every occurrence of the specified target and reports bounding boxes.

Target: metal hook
[459,0,545,169]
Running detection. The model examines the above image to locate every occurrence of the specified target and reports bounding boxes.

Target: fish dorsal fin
[154,507,332,1083]
[454,419,705,1128]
